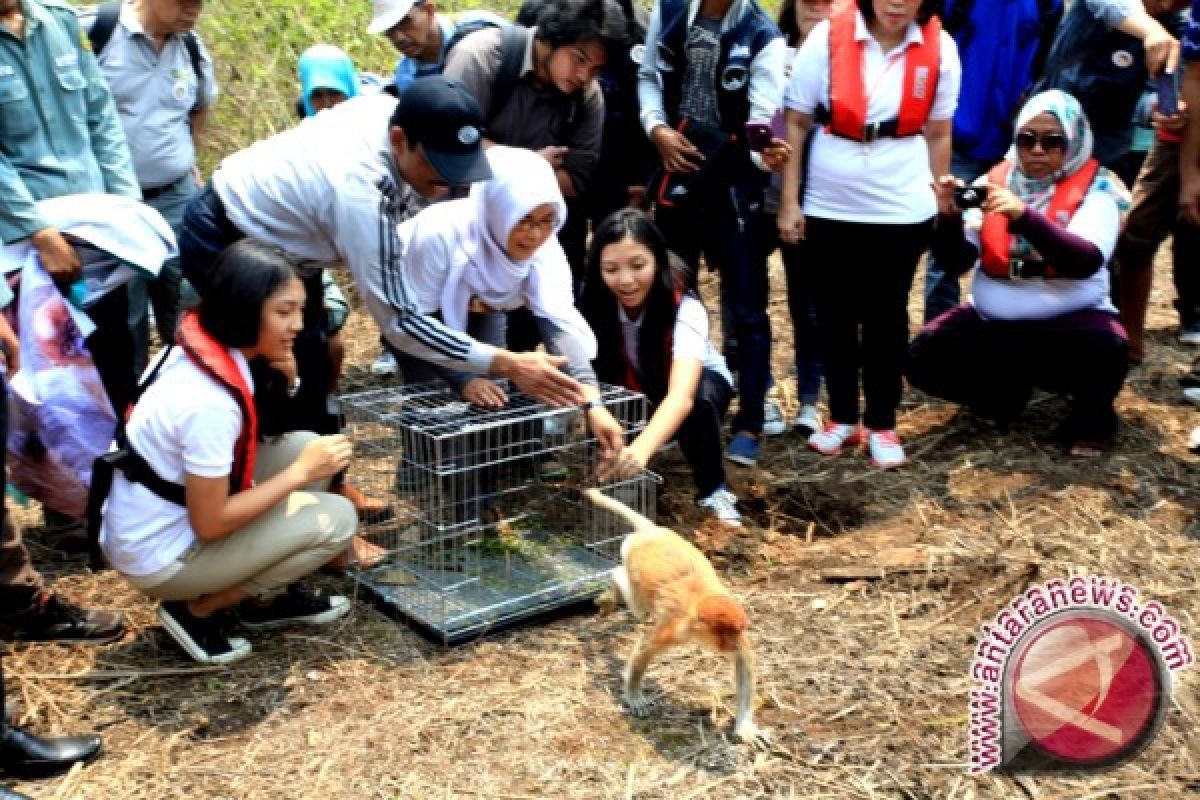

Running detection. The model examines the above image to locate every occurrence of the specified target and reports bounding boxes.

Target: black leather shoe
[0,785,32,799]
[0,594,124,645]
[0,724,101,779]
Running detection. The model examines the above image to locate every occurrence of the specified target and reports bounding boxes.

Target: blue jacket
[946,0,1063,163]
[654,0,780,134]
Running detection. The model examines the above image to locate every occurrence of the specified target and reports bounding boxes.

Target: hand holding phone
[744,122,774,152]
[954,185,990,210]
[1157,72,1179,117]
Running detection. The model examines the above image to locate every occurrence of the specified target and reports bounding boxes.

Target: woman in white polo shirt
[777,0,960,468]
[907,90,1131,456]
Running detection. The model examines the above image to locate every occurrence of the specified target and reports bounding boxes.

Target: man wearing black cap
[177,75,588,414]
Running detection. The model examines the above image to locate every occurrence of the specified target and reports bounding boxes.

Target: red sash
[176,310,258,491]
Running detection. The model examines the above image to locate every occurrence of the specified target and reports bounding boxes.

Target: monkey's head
[695,595,748,652]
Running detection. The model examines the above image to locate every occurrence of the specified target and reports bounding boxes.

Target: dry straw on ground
[5,250,1197,799]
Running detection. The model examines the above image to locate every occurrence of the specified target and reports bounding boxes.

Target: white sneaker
[697,486,742,526]
[793,404,823,436]
[370,350,398,376]
[762,400,789,436]
[1190,425,1200,454]
[807,423,863,456]
[866,429,907,469]
[1185,387,1200,408]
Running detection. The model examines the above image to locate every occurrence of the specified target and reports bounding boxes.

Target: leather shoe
[0,725,101,779]
[0,785,32,799]
[0,594,124,645]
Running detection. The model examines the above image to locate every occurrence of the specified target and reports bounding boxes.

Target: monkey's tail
[582,487,656,534]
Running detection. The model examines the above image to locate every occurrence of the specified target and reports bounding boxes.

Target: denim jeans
[655,176,772,435]
[922,150,992,323]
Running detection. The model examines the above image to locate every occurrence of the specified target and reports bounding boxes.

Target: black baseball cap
[391,76,492,186]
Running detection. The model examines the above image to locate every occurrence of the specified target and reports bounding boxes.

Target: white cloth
[0,193,175,307]
[963,190,1122,321]
[213,94,496,373]
[619,294,733,387]
[99,346,254,579]
[784,13,961,223]
[397,146,597,357]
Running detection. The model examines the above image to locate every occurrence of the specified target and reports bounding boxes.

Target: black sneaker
[0,594,124,645]
[237,587,351,631]
[157,602,251,665]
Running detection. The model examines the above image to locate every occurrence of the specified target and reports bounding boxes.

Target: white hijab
[398,146,595,357]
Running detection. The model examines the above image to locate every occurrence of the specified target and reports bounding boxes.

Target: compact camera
[954,185,989,210]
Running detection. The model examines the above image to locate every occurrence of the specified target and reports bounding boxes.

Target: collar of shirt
[521,25,535,76]
[853,11,925,53]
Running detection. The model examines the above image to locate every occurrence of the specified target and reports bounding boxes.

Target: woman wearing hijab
[394,146,626,455]
[296,45,361,118]
[907,90,1132,457]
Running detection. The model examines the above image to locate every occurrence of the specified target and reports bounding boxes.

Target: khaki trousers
[124,433,356,601]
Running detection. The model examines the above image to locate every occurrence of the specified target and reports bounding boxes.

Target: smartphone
[954,185,989,210]
[744,122,774,152]
[1157,72,1179,117]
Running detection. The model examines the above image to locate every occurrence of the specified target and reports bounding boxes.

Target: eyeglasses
[513,214,557,235]
[1015,131,1069,153]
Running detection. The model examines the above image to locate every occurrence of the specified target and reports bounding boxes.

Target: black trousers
[178,185,337,436]
[907,305,1129,441]
[804,216,934,431]
[672,368,734,499]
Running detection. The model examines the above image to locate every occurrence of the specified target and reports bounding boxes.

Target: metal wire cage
[341,382,655,644]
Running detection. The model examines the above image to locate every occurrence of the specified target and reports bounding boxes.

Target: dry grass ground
[4,249,1198,799]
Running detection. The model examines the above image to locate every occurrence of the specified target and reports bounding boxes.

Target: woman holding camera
[907,90,1132,456]
[777,0,960,468]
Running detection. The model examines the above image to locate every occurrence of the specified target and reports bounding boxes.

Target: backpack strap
[182,31,204,112]
[486,25,531,127]
[85,345,186,570]
[86,0,122,55]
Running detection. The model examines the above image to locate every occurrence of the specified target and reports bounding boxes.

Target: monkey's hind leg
[623,623,677,717]
[611,565,645,618]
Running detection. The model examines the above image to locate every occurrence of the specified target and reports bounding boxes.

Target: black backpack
[87,1,204,113]
[486,24,581,130]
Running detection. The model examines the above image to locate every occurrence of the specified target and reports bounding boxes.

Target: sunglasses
[1015,131,1069,152]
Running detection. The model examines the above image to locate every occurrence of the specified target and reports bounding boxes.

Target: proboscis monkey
[584,488,768,747]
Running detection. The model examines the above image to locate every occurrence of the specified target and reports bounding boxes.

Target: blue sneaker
[724,433,760,467]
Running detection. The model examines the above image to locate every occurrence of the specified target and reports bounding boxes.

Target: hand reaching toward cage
[587,405,627,469]
[463,378,507,408]
[595,440,647,484]
[490,350,586,407]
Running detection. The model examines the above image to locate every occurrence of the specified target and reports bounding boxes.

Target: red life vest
[826,9,941,141]
[176,310,258,492]
[620,284,686,396]
[978,158,1100,281]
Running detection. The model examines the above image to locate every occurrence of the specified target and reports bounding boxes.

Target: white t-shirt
[99,347,253,579]
[618,295,733,388]
[784,14,961,223]
[964,189,1122,321]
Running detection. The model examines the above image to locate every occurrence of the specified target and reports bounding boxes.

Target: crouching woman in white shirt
[100,240,359,664]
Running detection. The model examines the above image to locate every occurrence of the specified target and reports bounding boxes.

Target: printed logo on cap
[457,126,481,146]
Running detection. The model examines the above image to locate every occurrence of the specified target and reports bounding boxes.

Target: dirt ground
[4,251,1198,799]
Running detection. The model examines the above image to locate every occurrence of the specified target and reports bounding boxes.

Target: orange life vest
[826,9,941,141]
[176,310,258,492]
[978,158,1100,281]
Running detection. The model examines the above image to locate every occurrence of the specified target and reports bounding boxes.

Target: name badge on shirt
[55,51,79,68]
[0,65,13,77]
